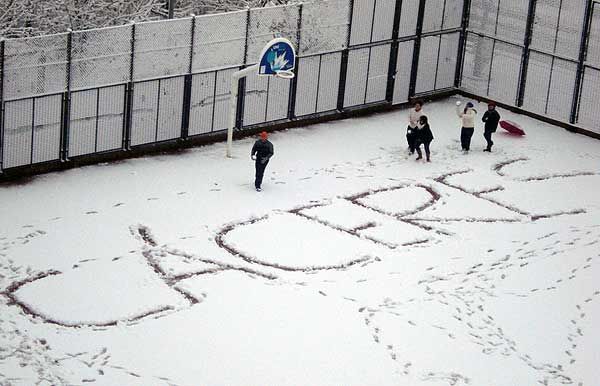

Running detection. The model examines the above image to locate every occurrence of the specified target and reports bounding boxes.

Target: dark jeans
[483,130,494,150]
[460,127,475,151]
[255,159,269,188]
[416,141,431,159]
[406,127,417,153]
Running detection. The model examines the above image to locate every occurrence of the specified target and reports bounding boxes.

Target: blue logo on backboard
[258,38,296,76]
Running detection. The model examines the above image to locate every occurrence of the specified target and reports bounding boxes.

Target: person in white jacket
[456,101,477,152]
[406,100,424,154]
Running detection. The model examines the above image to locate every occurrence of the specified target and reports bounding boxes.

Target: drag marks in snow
[2,166,594,333]
[4,256,188,328]
[217,212,377,271]
[434,167,590,222]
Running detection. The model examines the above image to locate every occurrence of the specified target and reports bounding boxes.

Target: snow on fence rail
[0,0,597,174]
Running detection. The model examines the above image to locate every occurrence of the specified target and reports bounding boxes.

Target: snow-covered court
[1,96,600,385]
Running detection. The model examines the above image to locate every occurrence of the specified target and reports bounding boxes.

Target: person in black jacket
[414,115,434,162]
[251,131,274,192]
[482,101,501,152]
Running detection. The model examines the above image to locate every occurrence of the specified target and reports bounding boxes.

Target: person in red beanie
[482,101,501,152]
[251,131,274,192]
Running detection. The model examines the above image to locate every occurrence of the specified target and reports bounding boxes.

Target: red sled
[499,120,526,136]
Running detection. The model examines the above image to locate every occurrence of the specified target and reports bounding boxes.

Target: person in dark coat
[406,100,424,155]
[251,131,274,192]
[481,101,501,152]
[414,115,434,162]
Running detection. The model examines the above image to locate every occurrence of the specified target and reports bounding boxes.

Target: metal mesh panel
[365,44,391,103]
[577,67,600,133]
[265,77,290,121]
[423,0,445,33]
[2,99,33,168]
[488,41,522,104]
[193,11,247,72]
[156,76,184,141]
[294,56,320,116]
[32,94,62,164]
[69,89,97,157]
[71,25,132,90]
[443,0,464,29]
[247,5,300,64]
[344,48,370,107]
[554,0,587,60]
[468,0,499,35]
[243,74,269,126]
[97,85,125,152]
[587,4,600,67]
[213,69,237,131]
[295,53,341,116]
[189,69,234,135]
[316,53,342,112]
[416,36,439,93]
[300,0,350,55]
[130,81,159,146]
[189,72,216,135]
[371,0,395,42]
[393,40,415,104]
[436,33,460,89]
[495,0,528,44]
[546,58,577,121]
[349,0,374,46]
[531,0,560,54]
[522,51,552,115]
[461,33,493,95]
[398,0,420,37]
[133,18,192,81]
[3,34,67,100]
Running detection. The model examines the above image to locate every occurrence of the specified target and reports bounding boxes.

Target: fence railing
[0,0,598,176]
[461,0,599,133]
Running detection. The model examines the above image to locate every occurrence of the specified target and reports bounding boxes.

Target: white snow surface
[1,96,600,386]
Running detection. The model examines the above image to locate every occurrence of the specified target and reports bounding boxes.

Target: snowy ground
[1,96,600,386]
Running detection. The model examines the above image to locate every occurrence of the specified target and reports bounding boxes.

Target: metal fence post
[181,15,195,139]
[235,9,252,130]
[287,3,303,120]
[570,0,594,124]
[516,0,537,107]
[455,0,472,88]
[337,0,355,111]
[0,39,4,172]
[385,0,404,102]
[168,0,176,19]
[408,0,427,97]
[124,22,135,150]
[362,0,379,104]
[60,29,73,161]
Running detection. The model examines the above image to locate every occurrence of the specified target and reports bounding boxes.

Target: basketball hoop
[275,70,295,79]
[227,38,297,157]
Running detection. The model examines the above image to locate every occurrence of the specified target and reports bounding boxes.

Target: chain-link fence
[0,0,598,175]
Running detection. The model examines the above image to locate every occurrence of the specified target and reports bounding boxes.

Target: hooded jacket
[482,109,501,132]
[415,122,434,143]
[251,139,274,161]
[408,108,424,130]
[456,105,477,128]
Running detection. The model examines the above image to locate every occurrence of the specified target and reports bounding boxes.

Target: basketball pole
[226,37,295,158]
[227,64,258,158]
